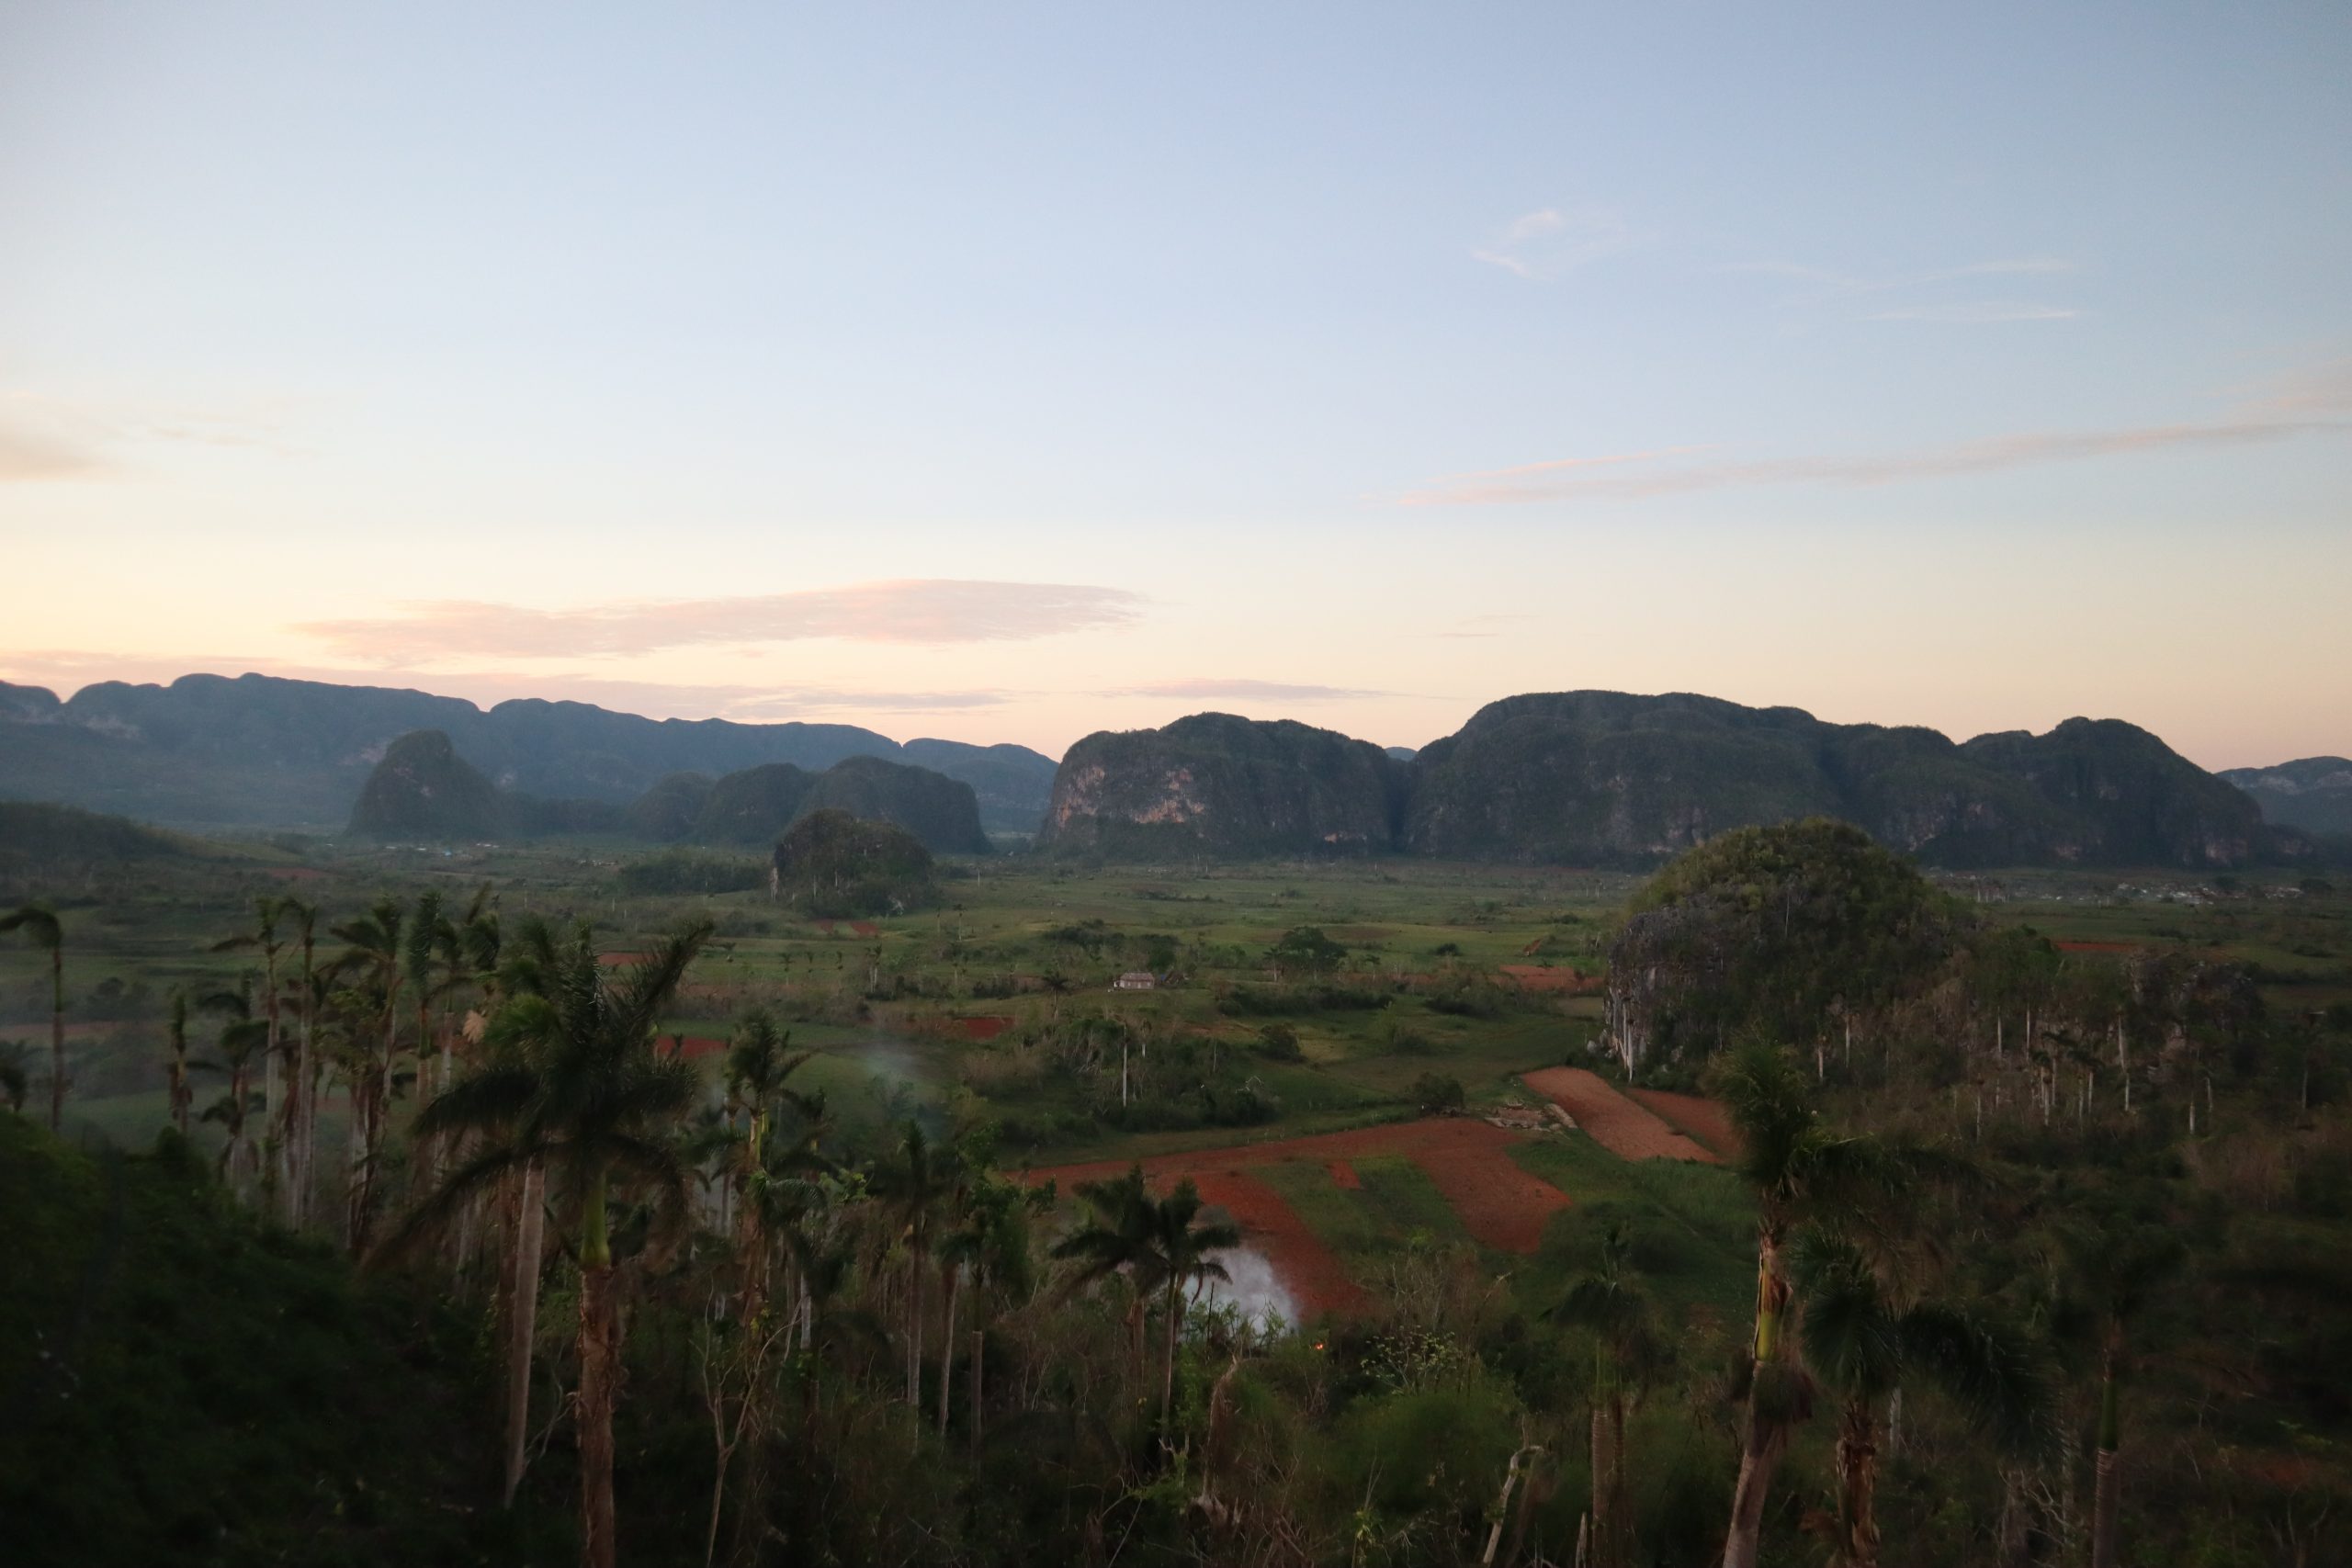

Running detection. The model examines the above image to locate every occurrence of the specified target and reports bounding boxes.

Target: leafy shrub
[1411,1073,1466,1113]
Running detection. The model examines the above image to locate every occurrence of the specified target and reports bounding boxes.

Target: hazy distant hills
[1044,693,2297,869]
[0,671,2326,868]
[0,672,1057,835]
[349,730,992,853]
[2218,757,2352,838]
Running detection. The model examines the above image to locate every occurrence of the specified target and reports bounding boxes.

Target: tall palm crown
[384,918,714,1568]
[404,919,715,1257]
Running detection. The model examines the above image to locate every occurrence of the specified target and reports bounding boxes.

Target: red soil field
[1327,1159,1362,1190]
[1027,1119,1572,1314]
[262,866,330,883]
[849,920,881,938]
[655,1034,728,1062]
[1189,1170,1365,1314]
[2055,939,2139,953]
[1625,1088,1741,1160]
[1522,1067,1719,1163]
[956,1015,1015,1042]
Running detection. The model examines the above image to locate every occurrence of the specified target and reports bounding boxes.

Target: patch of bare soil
[1624,1088,1741,1160]
[1521,1067,1719,1163]
[1027,1118,1575,1312]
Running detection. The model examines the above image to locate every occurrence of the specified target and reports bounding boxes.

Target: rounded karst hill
[347,729,504,840]
[770,808,940,918]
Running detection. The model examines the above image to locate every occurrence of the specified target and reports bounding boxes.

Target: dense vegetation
[350,735,992,853]
[770,808,941,918]
[1406,694,2282,868]
[4,829,2349,1567]
[1039,712,1408,857]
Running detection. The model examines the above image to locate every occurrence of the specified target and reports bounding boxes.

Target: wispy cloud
[1103,678,1390,703]
[1717,255,2080,324]
[293,580,1148,662]
[0,421,103,481]
[1474,206,1647,281]
[1400,412,2347,507]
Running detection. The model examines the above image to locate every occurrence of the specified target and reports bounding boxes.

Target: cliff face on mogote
[2220,757,2352,839]
[1046,694,2288,868]
[1408,694,2276,868]
[0,671,1051,832]
[1036,713,1408,857]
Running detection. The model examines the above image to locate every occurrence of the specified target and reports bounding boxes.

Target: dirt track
[1521,1068,1720,1163]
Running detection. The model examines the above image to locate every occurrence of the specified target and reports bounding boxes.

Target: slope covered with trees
[346,734,990,852]
[1045,693,2293,868]
[1037,712,1408,857]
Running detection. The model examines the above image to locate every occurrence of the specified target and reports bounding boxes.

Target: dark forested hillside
[347,733,990,853]
[1047,692,2290,868]
[0,672,1055,833]
[1408,693,2277,868]
[2222,755,2352,838]
[1037,712,1408,857]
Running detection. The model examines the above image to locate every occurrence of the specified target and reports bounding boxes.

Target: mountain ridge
[0,671,1057,834]
[1046,691,2301,868]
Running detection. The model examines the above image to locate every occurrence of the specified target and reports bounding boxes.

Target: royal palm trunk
[504,1158,546,1507]
[2090,1349,2121,1568]
[1836,1399,1883,1568]
[1723,1230,1793,1568]
[579,1166,621,1568]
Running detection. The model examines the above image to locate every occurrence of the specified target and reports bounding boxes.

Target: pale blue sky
[3,2,2346,765]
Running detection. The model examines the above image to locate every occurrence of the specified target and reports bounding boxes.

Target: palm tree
[1788,1228,2052,1568]
[1549,1222,1664,1568]
[1144,1179,1240,1421]
[1052,1164,1239,1421]
[872,1120,956,1408]
[2058,1219,2185,1568]
[276,897,321,1229]
[1,905,64,1131]
[198,998,271,1193]
[210,897,288,1195]
[377,919,713,1568]
[332,899,407,1254]
[723,1009,817,1325]
[1052,1163,1159,1385]
[165,988,196,1138]
[1710,1043,1909,1568]
[935,1174,1033,1445]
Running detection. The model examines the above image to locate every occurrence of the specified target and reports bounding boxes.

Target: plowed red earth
[1625,1088,1741,1160]
[956,1015,1015,1042]
[1522,1067,1719,1163]
[1027,1119,1571,1314]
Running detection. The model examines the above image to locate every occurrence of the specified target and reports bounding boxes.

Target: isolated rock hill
[0,672,1057,834]
[1043,693,2292,869]
[770,808,940,918]
[1036,712,1408,858]
[346,731,989,853]
[2219,757,2352,839]
[346,730,514,840]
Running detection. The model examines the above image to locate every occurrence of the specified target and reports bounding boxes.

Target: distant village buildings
[1112,971,1157,991]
